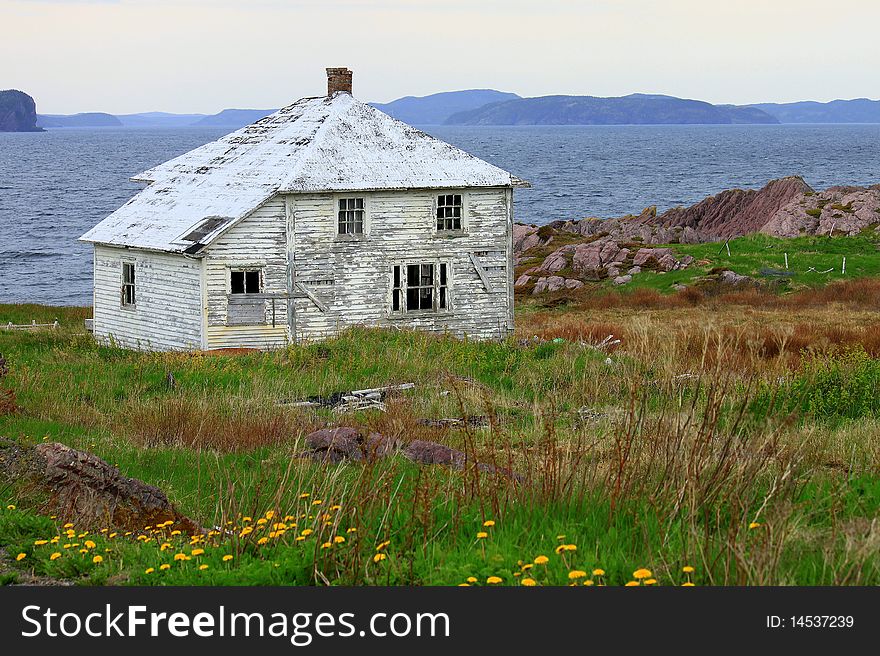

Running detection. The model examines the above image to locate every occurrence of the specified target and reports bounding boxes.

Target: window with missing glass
[338,197,365,234]
[230,269,262,294]
[121,262,136,307]
[391,262,449,313]
[436,194,463,231]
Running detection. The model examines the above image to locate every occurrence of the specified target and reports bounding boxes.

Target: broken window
[230,269,261,294]
[121,262,135,307]
[181,217,229,243]
[391,262,449,313]
[436,194,462,231]
[338,197,365,234]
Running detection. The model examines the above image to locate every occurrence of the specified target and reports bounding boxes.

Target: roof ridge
[278,94,353,190]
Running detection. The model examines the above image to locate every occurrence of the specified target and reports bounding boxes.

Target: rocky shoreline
[514,177,880,293]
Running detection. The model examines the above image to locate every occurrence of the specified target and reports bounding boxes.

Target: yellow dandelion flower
[33,539,49,546]
[373,553,387,563]
[583,580,595,586]
[625,581,640,586]
[521,563,533,571]
[92,555,103,564]
[242,516,252,523]
[170,530,181,536]
[191,548,204,556]
[644,578,657,585]
[466,576,478,583]
[159,564,171,570]
[682,566,695,573]
[264,510,275,519]
[63,522,74,529]
[15,553,26,561]
[198,564,209,571]
[256,518,268,525]
[486,576,503,584]
[79,549,88,554]
[298,493,310,499]
[145,568,155,574]
[109,532,118,538]
[592,568,606,576]
[312,500,323,506]
[376,540,390,551]
[173,553,188,561]
[320,541,332,549]
[564,544,577,552]
[333,536,345,544]
[295,536,305,542]
[160,542,172,551]
[521,578,537,586]
[749,522,762,529]
[483,520,495,527]
[556,534,566,540]
[284,515,295,522]
[682,582,696,586]
[346,527,357,533]
[555,545,566,554]
[257,537,269,545]
[476,532,488,539]
[633,568,652,579]
[222,555,233,562]
[568,570,587,580]
[534,555,549,565]
[50,552,61,560]
[84,540,96,549]
[301,529,313,537]
[330,505,341,511]
[458,583,470,586]
[50,537,59,544]
[6,504,15,510]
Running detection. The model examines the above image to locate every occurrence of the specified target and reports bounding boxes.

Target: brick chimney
[326,67,353,96]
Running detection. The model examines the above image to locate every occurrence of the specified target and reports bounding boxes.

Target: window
[338,197,365,234]
[392,262,449,313]
[121,262,135,307]
[230,269,261,294]
[436,194,462,231]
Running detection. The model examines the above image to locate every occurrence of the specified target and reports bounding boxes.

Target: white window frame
[120,260,136,309]
[335,195,369,239]
[433,191,468,235]
[228,267,264,296]
[389,261,452,315]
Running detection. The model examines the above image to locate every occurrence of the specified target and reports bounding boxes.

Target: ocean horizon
[1,122,879,306]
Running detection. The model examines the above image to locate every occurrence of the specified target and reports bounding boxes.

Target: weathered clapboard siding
[92,245,202,351]
[203,197,289,349]
[289,187,513,342]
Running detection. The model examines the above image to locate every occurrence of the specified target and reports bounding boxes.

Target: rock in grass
[301,427,397,463]
[0,438,199,533]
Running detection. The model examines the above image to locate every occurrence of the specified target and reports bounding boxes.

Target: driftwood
[0,439,200,533]
[278,383,415,412]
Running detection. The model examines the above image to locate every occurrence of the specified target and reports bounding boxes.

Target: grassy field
[2,276,880,586]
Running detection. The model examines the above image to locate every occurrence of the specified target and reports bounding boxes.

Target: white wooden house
[79,68,528,351]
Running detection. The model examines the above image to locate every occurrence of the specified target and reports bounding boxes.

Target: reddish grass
[128,397,317,452]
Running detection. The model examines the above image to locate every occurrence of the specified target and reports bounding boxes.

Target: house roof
[79,92,528,253]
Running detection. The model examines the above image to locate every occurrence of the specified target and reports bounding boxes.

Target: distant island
[0,90,44,132]
[14,88,880,131]
[444,93,778,125]
[37,112,122,128]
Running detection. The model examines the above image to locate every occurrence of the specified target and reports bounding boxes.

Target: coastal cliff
[0,90,44,132]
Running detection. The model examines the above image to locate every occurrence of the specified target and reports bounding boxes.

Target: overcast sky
[4,0,878,114]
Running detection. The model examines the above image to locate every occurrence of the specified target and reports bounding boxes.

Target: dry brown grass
[127,396,319,452]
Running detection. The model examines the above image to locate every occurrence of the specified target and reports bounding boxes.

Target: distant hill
[446,93,779,125]
[37,112,122,128]
[193,108,277,127]
[115,112,207,128]
[371,89,520,125]
[0,90,44,132]
[745,98,880,123]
